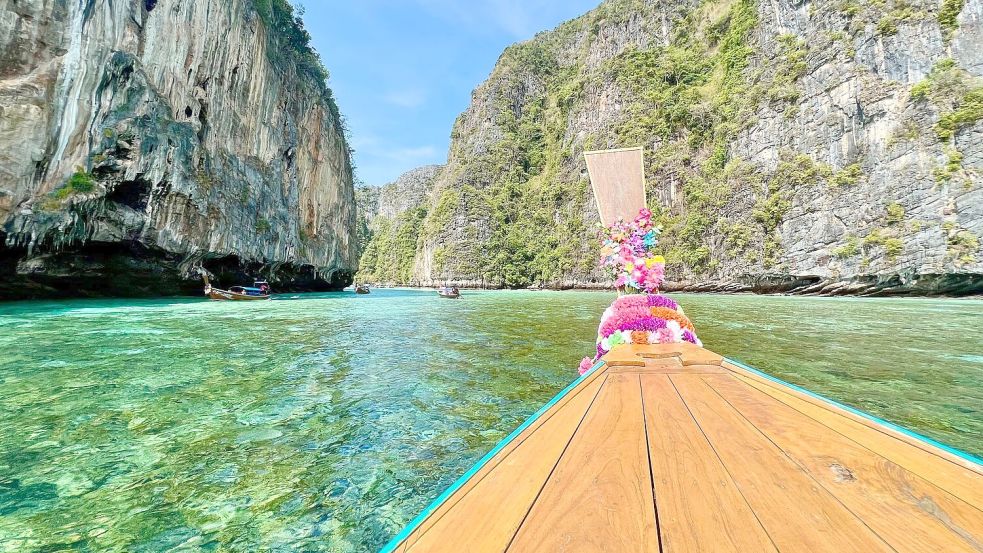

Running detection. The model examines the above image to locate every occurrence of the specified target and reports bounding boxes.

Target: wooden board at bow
[584,146,647,226]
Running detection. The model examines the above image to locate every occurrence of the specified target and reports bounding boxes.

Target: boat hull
[206,288,270,301]
[380,342,983,552]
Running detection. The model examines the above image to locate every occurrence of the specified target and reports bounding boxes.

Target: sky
[302,0,601,187]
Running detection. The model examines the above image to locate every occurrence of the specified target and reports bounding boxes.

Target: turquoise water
[0,290,980,551]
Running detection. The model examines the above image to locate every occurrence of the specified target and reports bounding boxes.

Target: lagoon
[0,290,980,551]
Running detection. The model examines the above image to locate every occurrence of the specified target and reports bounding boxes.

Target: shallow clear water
[0,290,980,552]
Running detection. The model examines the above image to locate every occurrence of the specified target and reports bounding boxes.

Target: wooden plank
[404,374,607,552]
[396,364,611,550]
[387,347,983,553]
[726,366,983,507]
[704,373,983,552]
[610,364,726,375]
[670,374,895,553]
[601,345,648,367]
[507,373,659,552]
[723,362,983,476]
[618,343,724,366]
[603,343,724,368]
[612,343,685,360]
[585,147,646,226]
[640,374,777,553]
[609,355,681,371]
[673,346,723,366]
[641,342,724,366]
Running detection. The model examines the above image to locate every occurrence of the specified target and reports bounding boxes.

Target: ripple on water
[0,290,979,552]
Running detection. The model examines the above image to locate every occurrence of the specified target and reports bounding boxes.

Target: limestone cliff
[0,0,357,298]
[356,165,442,284]
[362,0,983,295]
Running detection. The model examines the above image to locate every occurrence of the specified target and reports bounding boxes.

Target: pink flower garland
[579,293,702,374]
[578,208,702,375]
[599,208,666,294]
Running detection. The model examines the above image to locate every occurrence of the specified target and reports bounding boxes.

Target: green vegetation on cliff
[910,59,983,142]
[360,0,877,285]
[251,0,342,122]
[357,0,981,289]
[939,0,967,40]
[64,171,96,195]
[909,59,983,189]
[358,208,428,283]
[39,170,97,210]
[401,0,771,287]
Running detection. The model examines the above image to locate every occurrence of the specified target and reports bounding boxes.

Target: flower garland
[579,294,702,374]
[579,208,702,375]
[599,208,665,294]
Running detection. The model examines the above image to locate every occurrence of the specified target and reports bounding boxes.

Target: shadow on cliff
[0,234,352,300]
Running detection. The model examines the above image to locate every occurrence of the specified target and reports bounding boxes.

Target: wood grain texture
[400,365,611,547]
[670,373,895,553]
[641,374,777,553]
[600,346,649,367]
[610,364,726,375]
[507,373,659,552]
[404,375,606,552]
[726,365,983,507]
[604,342,724,367]
[723,361,983,476]
[389,346,983,552]
[705,373,983,552]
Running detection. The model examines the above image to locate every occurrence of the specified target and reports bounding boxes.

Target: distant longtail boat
[202,275,271,301]
[437,286,460,298]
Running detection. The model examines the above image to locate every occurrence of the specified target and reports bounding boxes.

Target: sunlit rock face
[354,165,443,285]
[360,0,983,295]
[0,0,357,298]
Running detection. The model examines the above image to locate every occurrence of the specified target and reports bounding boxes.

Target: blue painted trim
[725,357,983,467]
[378,360,607,552]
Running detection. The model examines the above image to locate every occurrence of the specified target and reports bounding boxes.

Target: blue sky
[303,0,601,186]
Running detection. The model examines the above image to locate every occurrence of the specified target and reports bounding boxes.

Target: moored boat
[355,284,371,294]
[203,275,271,301]
[437,286,460,298]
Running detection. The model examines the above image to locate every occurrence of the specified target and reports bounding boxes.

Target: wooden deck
[382,342,983,552]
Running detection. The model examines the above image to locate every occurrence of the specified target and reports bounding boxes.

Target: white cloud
[413,0,565,39]
[382,88,427,108]
[386,145,439,163]
[485,0,537,38]
[350,133,380,149]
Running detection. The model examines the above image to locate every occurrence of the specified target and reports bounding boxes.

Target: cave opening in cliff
[106,177,153,211]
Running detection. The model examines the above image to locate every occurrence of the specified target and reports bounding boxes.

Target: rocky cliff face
[361,0,983,295]
[355,165,442,283]
[0,0,357,299]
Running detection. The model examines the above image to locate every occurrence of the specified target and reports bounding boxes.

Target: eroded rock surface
[0,0,356,299]
[355,165,443,285]
[361,0,983,295]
